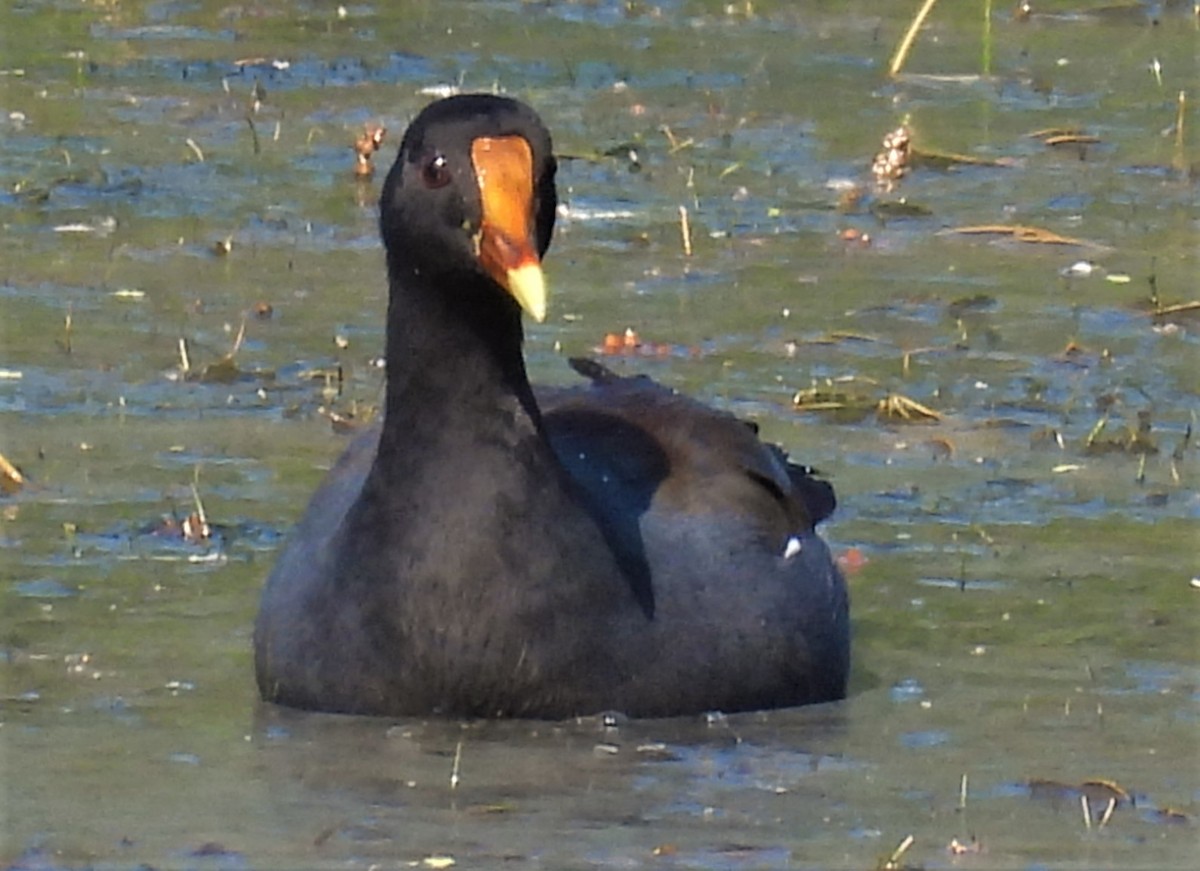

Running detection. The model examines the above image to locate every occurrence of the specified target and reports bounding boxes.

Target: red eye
[422,155,451,189]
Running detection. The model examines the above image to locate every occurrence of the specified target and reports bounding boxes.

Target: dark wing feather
[537,358,838,605]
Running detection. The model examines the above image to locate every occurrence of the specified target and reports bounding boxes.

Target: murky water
[3,1,1197,868]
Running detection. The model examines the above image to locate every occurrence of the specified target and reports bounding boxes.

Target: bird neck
[378,266,544,453]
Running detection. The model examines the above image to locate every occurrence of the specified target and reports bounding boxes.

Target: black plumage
[254,94,849,719]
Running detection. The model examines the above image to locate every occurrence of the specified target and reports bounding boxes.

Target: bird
[253,93,850,720]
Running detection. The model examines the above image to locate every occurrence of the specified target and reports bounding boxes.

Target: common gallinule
[254,94,849,719]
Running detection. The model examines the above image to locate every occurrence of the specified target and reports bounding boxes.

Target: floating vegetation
[869,198,934,220]
[872,125,912,190]
[937,224,1101,247]
[150,509,211,545]
[593,327,691,358]
[791,381,877,419]
[945,293,998,317]
[911,147,1016,170]
[1151,300,1200,319]
[878,393,943,423]
[353,123,387,178]
[870,121,1016,193]
[1146,296,1200,325]
[946,836,983,856]
[174,318,275,385]
[319,401,378,435]
[1149,806,1191,825]
[1027,126,1101,148]
[1027,776,1134,829]
[1083,410,1158,456]
[792,379,942,425]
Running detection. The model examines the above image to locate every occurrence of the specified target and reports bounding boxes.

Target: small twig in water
[1174,90,1187,172]
[450,739,463,790]
[939,224,1098,248]
[882,834,914,869]
[185,138,205,162]
[62,303,73,355]
[191,466,208,527]
[661,125,694,153]
[1152,300,1200,317]
[246,115,261,155]
[228,316,247,358]
[1098,796,1117,830]
[678,205,693,257]
[186,482,211,542]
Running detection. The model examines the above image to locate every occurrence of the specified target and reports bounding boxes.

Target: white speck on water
[1061,260,1096,278]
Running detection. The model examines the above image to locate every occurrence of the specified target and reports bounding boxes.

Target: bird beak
[472,135,547,323]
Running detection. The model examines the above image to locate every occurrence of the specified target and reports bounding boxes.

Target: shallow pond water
[2,1,1197,869]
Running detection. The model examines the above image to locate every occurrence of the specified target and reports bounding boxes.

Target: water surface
[2,1,1197,868]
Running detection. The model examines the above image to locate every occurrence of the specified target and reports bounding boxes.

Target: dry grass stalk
[245,115,260,155]
[1026,126,1083,139]
[880,834,915,870]
[1152,300,1200,317]
[178,337,191,374]
[889,0,941,77]
[0,452,25,494]
[450,739,463,790]
[1098,796,1117,829]
[901,346,939,377]
[1174,90,1187,172]
[228,316,247,358]
[660,125,694,154]
[878,393,942,422]
[184,480,211,543]
[1043,133,1100,146]
[938,224,1097,247]
[61,304,73,355]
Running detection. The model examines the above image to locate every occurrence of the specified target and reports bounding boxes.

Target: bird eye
[422,154,452,189]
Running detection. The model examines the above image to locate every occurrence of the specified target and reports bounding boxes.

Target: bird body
[254,94,849,719]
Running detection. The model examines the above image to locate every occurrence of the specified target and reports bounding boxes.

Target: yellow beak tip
[507,263,547,323]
